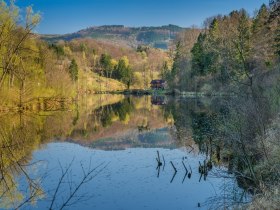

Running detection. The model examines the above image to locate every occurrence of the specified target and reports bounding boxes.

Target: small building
[150,80,166,90]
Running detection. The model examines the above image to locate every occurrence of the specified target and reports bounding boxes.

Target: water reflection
[0,95,250,209]
[151,95,167,105]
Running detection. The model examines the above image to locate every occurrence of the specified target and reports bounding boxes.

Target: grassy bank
[78,71,126,93]
[248,116,280,209]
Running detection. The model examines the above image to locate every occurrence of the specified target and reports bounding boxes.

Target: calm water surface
[0,95,248,210]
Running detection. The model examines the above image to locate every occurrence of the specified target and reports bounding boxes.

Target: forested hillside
[51,38,169,90]
[42,24,186,49]
[0,1,170,109]
[164,3,280,94]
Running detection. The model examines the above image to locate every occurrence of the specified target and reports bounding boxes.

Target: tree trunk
[19,80,25,108]
[9,73,15,88]
[0,70,8,88]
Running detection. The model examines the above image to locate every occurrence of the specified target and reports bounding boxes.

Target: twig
[182,161,188,173]
[170,161,177,173]
[49,158,75,210]
[58,162,107,210]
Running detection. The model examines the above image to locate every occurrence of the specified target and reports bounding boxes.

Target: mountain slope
[42,24,188,49]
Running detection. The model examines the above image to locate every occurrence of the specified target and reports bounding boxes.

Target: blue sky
[16,0,267,34]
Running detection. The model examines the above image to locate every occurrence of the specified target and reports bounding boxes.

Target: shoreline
[0,90,235,113]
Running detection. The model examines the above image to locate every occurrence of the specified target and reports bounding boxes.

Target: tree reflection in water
[0,95,253,209]
[0,111,106,209]
[162,97,252,208]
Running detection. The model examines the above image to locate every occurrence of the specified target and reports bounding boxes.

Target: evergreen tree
[170,41,183,86]
[268,0,280,22]
[205,18,221,74]
[209,18,219,38]
[251,4,272,66]
[252,4,269,33]
[113,58,133,89]
[69,59,78,82]
[99,53,113,77]
[161,61,170,80]
[191,33,207,75]
[269,0,280,11]
[235,11,251,72]
[50,44,65,58]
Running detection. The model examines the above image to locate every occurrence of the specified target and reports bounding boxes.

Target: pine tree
[251,4,272,65]
[171,41,183,79]
[236,11,251,68]
[268,0,280,22]
[69,59,78,82]
[100,53,113,78]
[252,4,269,34]
[113,58,133,89]
[191,33,207,75]
[269,0,280,11]
[206,18,221,74]
[161,61,170,80]
[209,18,219,38]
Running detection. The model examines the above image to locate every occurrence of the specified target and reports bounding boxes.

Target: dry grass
[249,115,280,209]
[79,71,126,92]
[249,185,280,210]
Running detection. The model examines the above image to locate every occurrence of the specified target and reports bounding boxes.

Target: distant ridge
[41,24,189,49]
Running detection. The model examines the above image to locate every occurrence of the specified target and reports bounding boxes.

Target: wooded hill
[51,38,170,91]
[42,24,187,49]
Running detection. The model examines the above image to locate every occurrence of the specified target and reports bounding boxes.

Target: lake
[0,95,250,210]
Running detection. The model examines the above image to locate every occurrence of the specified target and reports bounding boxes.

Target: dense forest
[161,1,280,208]
[164,2,279,94]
